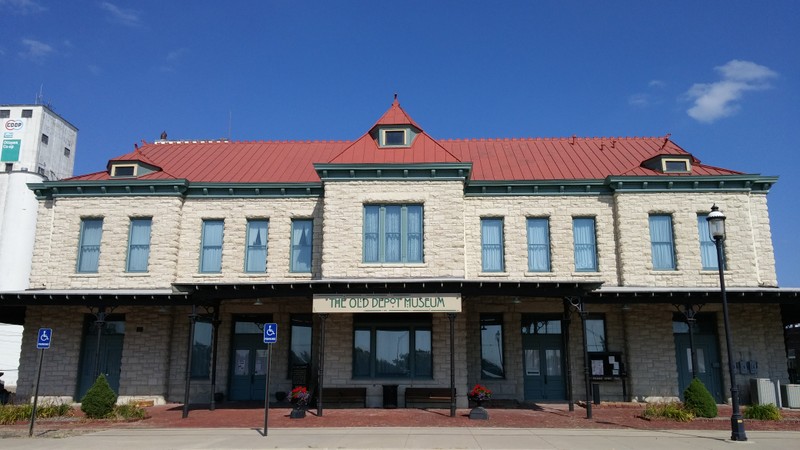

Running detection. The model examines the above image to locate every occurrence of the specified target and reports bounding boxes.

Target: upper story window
[199,219,224,273]
[573,217,598,272]
[649,214,677,270]
[111,164,136,177]
[245,219,269,273]
[41,134,49,145]
[481,218,505,272]
[290,219,313,273]
[21,109,33,118]
[698,214,725,270]
[379,128,409,147]
[363,204,423,263]
[126,218,152,272]
[527,218,551,272]
[64,147,71,157]
[77,218,103,273]
[663,158,690,173]
[0,110,9,118]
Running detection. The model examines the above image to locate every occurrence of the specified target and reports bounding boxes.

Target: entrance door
[522,316,566,401]
[673,314,723,402]
[228,316,272,401]
[77,316,125,399]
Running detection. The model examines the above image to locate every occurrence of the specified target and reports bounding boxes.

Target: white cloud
[157,48,187,72]
[0,0,47,14]
[685,60,777,123]
[18,38,53,63]
[99,1,141,27]
[628,93,651,107]
[648,80,666,88]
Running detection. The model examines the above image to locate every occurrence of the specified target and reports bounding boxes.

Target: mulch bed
[3,402,800,435]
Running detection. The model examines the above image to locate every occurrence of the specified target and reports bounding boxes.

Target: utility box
[750,378,777,405]
[781,384,800,409]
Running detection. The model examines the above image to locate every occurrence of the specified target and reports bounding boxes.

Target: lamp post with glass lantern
[707,204,747,441]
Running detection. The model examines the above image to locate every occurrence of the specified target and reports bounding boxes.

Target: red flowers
[469,384,492,401]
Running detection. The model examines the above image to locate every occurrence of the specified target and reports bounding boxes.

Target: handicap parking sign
[263,323,277,344]
[37,328,52,349]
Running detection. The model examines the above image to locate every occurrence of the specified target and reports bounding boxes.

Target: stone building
[2,99,797,411]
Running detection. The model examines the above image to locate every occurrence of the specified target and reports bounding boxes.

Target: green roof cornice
[465,180,610,196]
[30,179,190,200]
[28,180,324,200]
[314,163,472,181]
[606,175,778,194]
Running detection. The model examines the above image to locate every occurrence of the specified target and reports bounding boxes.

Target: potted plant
[289,386,310,418]
[468,384,491,420]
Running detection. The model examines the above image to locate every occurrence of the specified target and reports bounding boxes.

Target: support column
[316,313,328,417]
[93,307,107,380]
[562,299,574,412]
[209,305,221,411]
[182,305,197,419]
[447,312,456,418]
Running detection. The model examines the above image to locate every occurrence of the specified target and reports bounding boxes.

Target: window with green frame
[77,218,103,273]
[191,320,213,379]
[353,314,432,379]
[363,204,423,263]
[480,314,505,379]
[289,314,312,375]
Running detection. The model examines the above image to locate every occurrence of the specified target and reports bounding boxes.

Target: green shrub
[113,402,146,420]
[683,378,718,418]
[36,402,73,419]
[743,403,782,421]
[80,374,117,419]
[642,402,694,422]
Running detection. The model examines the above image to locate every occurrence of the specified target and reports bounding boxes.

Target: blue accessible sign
[37,328,52,349]
[263,323,277,344]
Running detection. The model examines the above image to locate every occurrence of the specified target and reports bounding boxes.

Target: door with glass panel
[77,315,125,399]
[673,314,723,403]
[229,316,272,401]
[522,316,566,401]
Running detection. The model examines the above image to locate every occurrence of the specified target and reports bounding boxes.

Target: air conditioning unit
[750,378,777,405]
[781,384,800,409]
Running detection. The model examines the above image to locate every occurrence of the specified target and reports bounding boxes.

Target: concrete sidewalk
[3,427,799,449]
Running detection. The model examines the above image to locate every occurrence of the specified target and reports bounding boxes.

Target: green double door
[77,316,125,400]
[228,317,272,401]
[674,333,723,402]
[522,316,566,401]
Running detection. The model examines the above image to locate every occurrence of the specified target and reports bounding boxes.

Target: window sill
[121,272,150,277]
[70,273,100,278]
[571,272,602,277]
[359,262,428,268]
[524,271,553,276]
[192,273,222,278]
[241,273,269,277]
[649,270,684,276]
[287,272,313,278]
[478,272,509,277]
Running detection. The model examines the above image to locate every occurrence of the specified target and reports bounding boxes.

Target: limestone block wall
[174,198,323,283]
[29,196,184,289]
[463,195,618,284]
[622,305,680,399]
[17,306,84,401]
[320,181,466,279]
[613,192,777,287]
[117,308,173,402]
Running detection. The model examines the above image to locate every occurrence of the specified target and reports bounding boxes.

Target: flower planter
[290,407,306,419]
[469,405,489,420]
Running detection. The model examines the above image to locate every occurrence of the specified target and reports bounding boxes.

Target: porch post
[93,307,107,380]
[182,305,197,419]
[684,304,699,380]
[579,298,592,419]
[562,299,574,412]
[447,312,456,417]
[316,313,328,417]
[209,305,221,411]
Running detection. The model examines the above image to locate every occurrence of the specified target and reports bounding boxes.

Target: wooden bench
[320,387,367,408]
[404,387,455,408]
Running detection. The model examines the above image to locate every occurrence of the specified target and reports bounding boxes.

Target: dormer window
[662,158,690,173]
[379,128,411,147]
[111,164,137,177]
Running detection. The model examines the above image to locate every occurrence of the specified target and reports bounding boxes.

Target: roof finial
[394,93,398,100]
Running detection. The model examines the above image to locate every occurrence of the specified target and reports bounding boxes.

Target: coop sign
[313,293,461,313]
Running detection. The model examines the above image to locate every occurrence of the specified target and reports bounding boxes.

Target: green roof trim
[29,180,324,200]
[314,163,472,181]
[466,180,610,196]
[605,175,778,194]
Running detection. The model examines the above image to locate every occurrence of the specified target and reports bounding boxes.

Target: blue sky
[1,0,799,286]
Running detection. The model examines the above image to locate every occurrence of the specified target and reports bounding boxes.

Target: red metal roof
[68,102,743,183]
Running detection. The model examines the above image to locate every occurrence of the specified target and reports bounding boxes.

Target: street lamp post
[707,204,747,441]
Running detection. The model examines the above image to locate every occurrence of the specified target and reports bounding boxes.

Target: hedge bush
[743,403,782,421]
[642,402,694,422]
[683,377,718,418]
[80,374,117,419]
